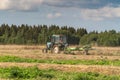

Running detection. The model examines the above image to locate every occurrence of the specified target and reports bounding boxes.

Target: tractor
[42,34,94,54]
[42,34,68,53]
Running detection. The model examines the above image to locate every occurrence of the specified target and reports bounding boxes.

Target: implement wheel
[84,50,89,55]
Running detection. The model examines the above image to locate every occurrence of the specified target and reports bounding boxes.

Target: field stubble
[0,45,119,76]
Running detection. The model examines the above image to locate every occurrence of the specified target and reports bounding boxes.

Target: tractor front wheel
[53,46,59,54]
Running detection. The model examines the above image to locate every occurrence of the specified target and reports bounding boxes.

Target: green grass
[0,66,119,80]
[0,56,120,66]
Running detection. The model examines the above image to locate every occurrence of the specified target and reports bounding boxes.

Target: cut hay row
[0,45,44,50]
[0,50,119,61]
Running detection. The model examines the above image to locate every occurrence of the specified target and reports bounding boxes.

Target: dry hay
[91,47,120,56]
[0,45,119,76]
[0,47,119,61]
[0,45,44,50]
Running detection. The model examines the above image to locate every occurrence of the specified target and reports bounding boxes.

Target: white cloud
[55,13,62,17]
[0,0,10,10]
[0,0,43,11]
[47,13,62,19]
[81,6,120,21]
[43,0,61,4]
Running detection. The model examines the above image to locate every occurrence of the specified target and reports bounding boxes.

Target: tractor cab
[43,34,68,53]
[51,35,67,44]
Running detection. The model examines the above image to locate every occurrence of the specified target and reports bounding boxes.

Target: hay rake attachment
[64,45,94,55]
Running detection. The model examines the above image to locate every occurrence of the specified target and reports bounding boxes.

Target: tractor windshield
[51,36,59,43]
[51,35,67,44]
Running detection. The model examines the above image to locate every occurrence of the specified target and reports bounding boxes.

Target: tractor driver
[60,36,63,43]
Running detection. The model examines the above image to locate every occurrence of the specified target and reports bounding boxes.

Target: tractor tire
[53,46,59,54]
[42,48,48,53]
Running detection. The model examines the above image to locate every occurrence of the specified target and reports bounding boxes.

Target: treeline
[0,24,120,46]
[0,24,87,45]
[80,30,120,46]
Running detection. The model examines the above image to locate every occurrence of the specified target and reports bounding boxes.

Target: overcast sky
[0,0,120,32]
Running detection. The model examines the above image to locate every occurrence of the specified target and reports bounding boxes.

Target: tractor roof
[52,34,65,37]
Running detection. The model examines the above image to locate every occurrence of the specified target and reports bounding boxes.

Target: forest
[0,24,120,46]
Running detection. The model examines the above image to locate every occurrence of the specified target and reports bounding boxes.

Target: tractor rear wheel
[42,48,48,53]
[53,46,59,53]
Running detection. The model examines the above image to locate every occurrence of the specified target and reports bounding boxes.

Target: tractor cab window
[60,36,63,42]
[51,36,59,43]
[55,36,59,43]
[60,36,66,43]
[63,36,67,43]
[51,35,67,44]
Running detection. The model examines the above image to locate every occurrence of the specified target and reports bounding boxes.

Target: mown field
[0,45,119,80]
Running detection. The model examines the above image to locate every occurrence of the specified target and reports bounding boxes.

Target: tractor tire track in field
[0,62,119,75]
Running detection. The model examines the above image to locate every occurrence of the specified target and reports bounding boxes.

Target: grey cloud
[43,0,120,9]
[0,0,120,12]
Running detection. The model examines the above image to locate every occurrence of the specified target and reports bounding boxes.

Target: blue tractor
[42,35,68,53]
